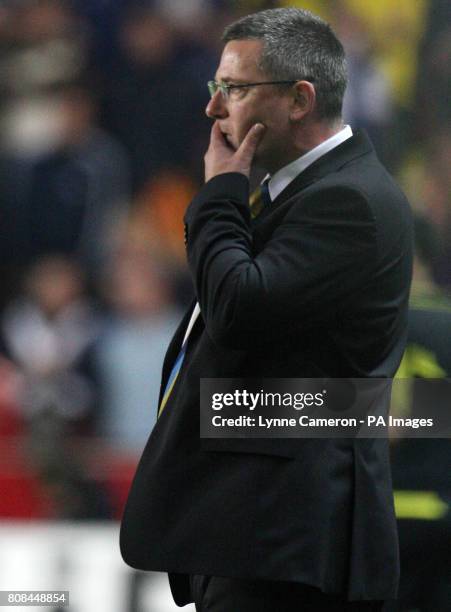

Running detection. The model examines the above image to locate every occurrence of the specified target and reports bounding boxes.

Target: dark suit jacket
[120,131,413,604]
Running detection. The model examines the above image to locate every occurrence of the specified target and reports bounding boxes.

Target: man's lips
[221,132,236,149]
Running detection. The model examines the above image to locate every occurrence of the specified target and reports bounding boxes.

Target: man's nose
[205,91,228,119]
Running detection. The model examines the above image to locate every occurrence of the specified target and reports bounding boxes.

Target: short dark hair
[222,7,347,121]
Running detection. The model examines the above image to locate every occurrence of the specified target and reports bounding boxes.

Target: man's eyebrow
[215,77,249,85]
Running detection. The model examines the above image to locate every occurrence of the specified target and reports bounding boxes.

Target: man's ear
[289,81,316,122]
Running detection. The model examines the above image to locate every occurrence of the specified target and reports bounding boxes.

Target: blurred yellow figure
[284,0,428,108]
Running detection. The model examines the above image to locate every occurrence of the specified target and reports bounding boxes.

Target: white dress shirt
[267,124,353,201]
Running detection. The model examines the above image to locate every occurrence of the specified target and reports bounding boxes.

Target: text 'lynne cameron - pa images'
[200,378,451,439]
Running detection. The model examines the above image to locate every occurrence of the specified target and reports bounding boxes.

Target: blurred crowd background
[0,0,449,610]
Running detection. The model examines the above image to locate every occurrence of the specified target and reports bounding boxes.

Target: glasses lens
[208,81,218,98]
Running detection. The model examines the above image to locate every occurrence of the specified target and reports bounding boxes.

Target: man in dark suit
[120,8,413,611]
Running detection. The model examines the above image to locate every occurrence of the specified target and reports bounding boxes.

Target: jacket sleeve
[184,172,377,349]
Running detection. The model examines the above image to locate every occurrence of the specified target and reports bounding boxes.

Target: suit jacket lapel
[257,130,374,221]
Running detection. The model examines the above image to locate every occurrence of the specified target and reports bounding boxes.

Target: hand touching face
[204,121,266,181]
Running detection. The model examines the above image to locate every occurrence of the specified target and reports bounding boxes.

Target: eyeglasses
[207,78,315,100]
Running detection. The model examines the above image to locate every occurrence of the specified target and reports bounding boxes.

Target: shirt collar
[266,125,353,202]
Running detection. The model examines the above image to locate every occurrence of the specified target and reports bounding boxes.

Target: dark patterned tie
[249,178,271,219]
